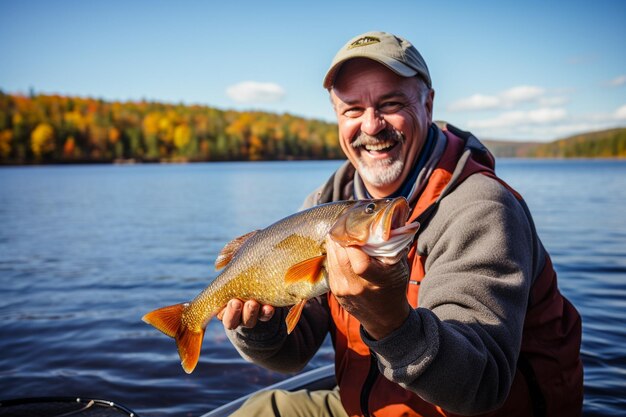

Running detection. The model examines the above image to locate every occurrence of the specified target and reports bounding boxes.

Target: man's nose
[361,108,386,136]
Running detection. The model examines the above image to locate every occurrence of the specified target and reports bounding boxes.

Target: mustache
[351,128,405,148]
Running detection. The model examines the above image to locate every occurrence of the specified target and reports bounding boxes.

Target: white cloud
[528,107,568,123]
[448,85,547,111]
[226,81,285,103]
[583,104,626,122]
[465,104,626,141]
[499,86,544,103]
[468,107,567,129]
[538,96,568,107]
[608,75,626,87]
[614,105,626,120]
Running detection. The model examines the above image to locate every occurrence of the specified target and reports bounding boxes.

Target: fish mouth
[375,197,419,241]
[328,197,419,249]
[356,197,419,262]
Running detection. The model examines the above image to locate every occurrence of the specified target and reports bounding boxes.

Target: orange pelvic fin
[285,299,307,334]
[284,255,326,284]
[142,303,206,374]
[215,230,258,270]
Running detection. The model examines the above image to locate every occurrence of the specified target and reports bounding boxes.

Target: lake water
[0,160,625,416]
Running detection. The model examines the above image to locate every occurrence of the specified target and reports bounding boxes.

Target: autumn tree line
[1,91,625,164]
[527,128,626,158]
[0,91,343,164]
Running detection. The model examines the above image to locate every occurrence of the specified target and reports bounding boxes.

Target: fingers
[326,237,357,271]
[258,304,275,322]
[216,299,275,330]
[326,237,372,279]
[343,245,372,276]
[217,299,243,330]
[326,237,411,340]
[325,238,363,296]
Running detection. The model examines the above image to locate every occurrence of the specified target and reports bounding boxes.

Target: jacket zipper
[360,351,379,417]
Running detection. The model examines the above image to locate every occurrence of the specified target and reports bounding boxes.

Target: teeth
[364,141,394,151]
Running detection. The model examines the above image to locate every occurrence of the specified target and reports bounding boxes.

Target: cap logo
[348,36,380,49]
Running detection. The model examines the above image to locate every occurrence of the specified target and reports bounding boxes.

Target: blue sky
[1,0,625,141]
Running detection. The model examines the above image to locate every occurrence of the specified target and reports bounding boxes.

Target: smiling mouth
[351,129,404,154]
[353,139,401,155]
[361,140,397,152]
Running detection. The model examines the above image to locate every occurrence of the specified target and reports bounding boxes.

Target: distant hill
[482,139,541,158]
[483,128,626,158]
[0,91,342,164]
[526,128,626,158]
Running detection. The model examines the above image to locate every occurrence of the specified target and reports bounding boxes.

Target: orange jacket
[327,125,583,417]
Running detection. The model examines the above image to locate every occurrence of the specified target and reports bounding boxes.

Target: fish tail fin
[142,303,206,374]
[142,303,187,338]
[176,325,205,374]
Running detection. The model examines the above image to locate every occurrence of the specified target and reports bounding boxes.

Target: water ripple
[0,160,624,416]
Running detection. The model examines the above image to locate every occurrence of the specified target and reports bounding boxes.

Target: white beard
[356,157,404,188]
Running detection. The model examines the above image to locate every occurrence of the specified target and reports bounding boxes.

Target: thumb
[343,245,372,276]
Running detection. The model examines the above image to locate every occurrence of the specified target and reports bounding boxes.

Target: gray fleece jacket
[225,127,546,415]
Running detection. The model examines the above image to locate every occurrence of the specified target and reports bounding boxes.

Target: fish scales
[183,202,354,330]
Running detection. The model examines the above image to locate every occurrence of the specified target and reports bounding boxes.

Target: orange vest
[327,126,583,417]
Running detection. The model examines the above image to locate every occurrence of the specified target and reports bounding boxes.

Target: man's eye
[380,102,403,113]
[344,108,364,118]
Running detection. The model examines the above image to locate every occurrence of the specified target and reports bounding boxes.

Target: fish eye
[365,203,376,214]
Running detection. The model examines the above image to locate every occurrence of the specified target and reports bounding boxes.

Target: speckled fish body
[143,197,418,373]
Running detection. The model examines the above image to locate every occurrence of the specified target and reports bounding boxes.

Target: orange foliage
[226,113,258,139]
[158,116,174,143]
[0,130,12,158]
[12,112,23,125]
[142,113,160,136]
[64,111,86,132]
[249,134,263,160]
[31,123,55,157]
[200,139,210,159]
[0,92,343,163]
[174,124,192,149]
[108,127,121,144]
[63,136,76,158]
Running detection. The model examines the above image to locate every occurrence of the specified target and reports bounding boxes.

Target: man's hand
[326,237,411,340]
[217,299,275,330]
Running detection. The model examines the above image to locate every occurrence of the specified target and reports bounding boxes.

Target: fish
[142,197,419,373]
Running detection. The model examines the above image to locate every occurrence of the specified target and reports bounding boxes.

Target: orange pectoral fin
[284,255,326,284]
[215,230,259,270]
[285,299,307,334]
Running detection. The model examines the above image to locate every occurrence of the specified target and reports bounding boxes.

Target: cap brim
[323,53,418,89]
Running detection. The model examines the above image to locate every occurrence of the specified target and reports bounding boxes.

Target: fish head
[329,197,417,246]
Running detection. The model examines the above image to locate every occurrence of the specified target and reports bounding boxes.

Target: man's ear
[426,88,435,121]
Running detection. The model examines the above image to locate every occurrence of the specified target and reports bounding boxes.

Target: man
[218,31,583,417]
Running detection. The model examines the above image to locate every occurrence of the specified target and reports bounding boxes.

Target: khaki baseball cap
[323,31,431,90]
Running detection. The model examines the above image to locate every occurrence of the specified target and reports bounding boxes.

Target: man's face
[330,59,434,198]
